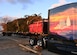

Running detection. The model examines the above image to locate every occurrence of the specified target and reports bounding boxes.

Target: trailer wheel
[3,33,5,36]
[8,33,12,36]
[29,38,37,46]
[2,32,6,36]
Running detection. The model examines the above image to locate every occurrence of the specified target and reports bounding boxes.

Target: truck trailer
[2,15,42,36]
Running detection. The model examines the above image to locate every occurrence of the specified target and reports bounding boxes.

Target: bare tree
[24,15,29,18]
[2,17,11,24]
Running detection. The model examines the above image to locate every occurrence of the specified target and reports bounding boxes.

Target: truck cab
[29,19,48,47]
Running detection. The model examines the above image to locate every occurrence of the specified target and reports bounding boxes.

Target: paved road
[0,34,71,55]
[0,34,36,55]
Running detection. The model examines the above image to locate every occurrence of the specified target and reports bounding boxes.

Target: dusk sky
[0,0,77,19]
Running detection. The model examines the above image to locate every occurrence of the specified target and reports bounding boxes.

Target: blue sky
[0,0,77,19]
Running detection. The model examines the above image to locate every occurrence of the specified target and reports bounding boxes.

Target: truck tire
[2,32,6,36]
[37,39,44,48]
[3,33,5,36]
[29,38,37,46]
[37,40,43,46]
[8,33,12,36]
[37,38,47,48]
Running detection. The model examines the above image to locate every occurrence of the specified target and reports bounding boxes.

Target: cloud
[0,0,3,3]
[2,0,42,5]
[0,0,43,9]
[51,0,67,8]
[59,0,66,4]
[18,0,32,4]
[0,0,33,9]
[5,0,34,9]
[6,0,17,4]
[5,0,33,4]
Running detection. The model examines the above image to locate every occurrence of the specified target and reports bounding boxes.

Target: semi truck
[29,2,77,54]
[2,2,77,54]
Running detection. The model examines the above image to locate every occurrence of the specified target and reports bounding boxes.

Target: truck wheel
[3,33,5,36]
[2,32,5,36]
[29,38,37,46]
[8,33,12,36]
[37,38,47,48]
[37,39,44,48]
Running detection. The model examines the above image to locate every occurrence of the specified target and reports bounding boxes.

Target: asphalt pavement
[0,34,69,55]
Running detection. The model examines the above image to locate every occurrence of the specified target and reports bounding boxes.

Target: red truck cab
[29,21,43,34]
[29,19,48,35]
[29,19,48,47]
